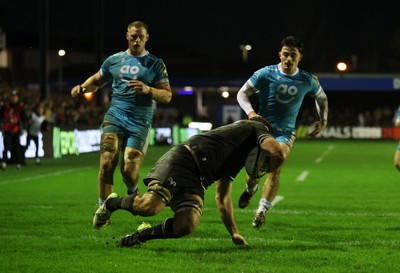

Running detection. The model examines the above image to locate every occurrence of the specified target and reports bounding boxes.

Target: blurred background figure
[0,90,28,170]
[25,104,47,165]
[394,104,400,171]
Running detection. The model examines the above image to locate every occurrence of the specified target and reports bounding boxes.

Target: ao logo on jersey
[275,84,296,104]
[120,65,140,75]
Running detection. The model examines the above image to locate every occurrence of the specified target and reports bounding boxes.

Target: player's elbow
[160,91,172,104]
[164,92,172,103]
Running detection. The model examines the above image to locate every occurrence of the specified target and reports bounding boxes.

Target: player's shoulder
[298,68,314,78]
[253,64,277,78]
[238,118,273,134]
[299,69,320,85]
[143,51,163,62]
[260,64,277,73]
[109,51,126,58]
[103,51,126,64]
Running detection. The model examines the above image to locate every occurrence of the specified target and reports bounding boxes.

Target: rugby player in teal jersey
[236,36,329,228]
[71,21,172,227]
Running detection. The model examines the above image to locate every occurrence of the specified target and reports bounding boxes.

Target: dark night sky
[1,0,400,77]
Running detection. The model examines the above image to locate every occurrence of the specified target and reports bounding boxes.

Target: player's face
[278,46,302,74]
[126,27,149,56]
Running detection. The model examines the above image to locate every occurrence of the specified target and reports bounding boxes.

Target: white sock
[256,198,271,214]
[98,197,105,207]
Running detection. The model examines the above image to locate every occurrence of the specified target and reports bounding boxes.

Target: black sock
[121,193,136,212]
[138,218,175,242]
[105,197,123,212]
[107,193,137,213]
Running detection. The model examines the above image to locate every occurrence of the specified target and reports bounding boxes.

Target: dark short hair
[127,21,148,32]
[281,36,304,53]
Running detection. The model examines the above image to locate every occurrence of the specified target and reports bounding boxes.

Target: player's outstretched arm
[71,72,107,98]
[309,88,328,137]
[215,178,248,246]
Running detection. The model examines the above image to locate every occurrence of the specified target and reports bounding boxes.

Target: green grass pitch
[0,139,399,273]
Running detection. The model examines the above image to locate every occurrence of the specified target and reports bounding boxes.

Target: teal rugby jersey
[248,64,321,130]
[100,50,169,117]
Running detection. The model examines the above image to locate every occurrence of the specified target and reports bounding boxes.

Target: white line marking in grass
[27,205,53,209]
[272,209,400,217]
[135,236,399,248]
[315,144,334,164]
[236,208,400,217]
[0,167,92,185]
[271,195,284,207]
[296,171,309,182]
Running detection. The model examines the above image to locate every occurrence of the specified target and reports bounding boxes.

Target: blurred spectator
[357,112,366,126]
[0,90,28,170]
[393,104,400,170]
[25,104,47,164]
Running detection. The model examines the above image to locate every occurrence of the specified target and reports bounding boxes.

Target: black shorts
[143,145,206,199]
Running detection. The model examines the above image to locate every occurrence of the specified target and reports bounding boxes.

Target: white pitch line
[271,195,284,207]
[296,171,309,182]
[314,144,334,164]
[236,208,400,217]
[297,145,334,182]
[0,167,92,185]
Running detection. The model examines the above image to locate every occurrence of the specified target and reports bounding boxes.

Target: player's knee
[124,148,144,164]
[173,211,199,238]
[136,203,158,216]
[133,194,164,216]
[100,133,119,153]
[146,180,172,204]
[172,202,202,237]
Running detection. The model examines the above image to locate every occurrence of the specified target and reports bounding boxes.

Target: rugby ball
[245,147,269,178]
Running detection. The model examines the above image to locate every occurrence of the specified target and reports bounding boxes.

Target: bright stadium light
[221,91,229,98]
[240,44,252,63]
[219,86,230,98]
[58,49,66,57]
[337,62,348,72]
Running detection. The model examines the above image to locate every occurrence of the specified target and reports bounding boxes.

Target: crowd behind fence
[0,83,398,132]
